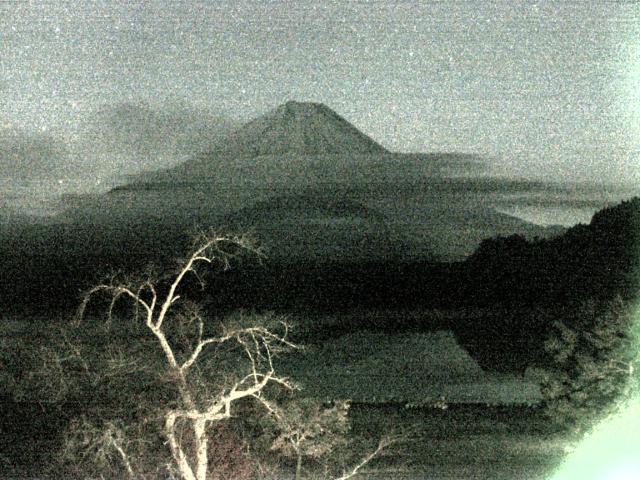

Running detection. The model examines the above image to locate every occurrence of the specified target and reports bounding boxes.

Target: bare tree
[264,397,408,480]
[267,398,350,480]
[77,231,297,480]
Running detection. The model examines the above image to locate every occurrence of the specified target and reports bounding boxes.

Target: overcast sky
[2,0,639,188]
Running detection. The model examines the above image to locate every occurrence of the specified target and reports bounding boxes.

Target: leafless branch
[72,232,299,480]
[104,425,136,479]
[333,433,409,480]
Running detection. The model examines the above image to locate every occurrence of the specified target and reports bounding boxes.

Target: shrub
[533,296,637,434]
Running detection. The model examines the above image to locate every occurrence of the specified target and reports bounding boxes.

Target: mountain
[209,100,388,157]
[58,101,564,263]
[4,101,638,317]
[137,100,393,183]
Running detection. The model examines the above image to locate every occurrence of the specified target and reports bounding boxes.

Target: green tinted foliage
[536,296,636,433]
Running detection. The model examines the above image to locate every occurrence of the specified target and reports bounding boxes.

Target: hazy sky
[2,1,640,187]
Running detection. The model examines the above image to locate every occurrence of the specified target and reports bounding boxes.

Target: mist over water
[494,206,596,227]
[489,180,640,226]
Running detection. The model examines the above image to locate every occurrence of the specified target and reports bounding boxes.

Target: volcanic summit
[211,101,389,157]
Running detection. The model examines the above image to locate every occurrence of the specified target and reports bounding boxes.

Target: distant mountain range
[55,101,566,263]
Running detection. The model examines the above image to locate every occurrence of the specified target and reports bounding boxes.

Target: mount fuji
[56,101,563,262]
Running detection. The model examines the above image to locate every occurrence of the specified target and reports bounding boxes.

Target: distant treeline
[463,198,640,305]
[1,198,638,316]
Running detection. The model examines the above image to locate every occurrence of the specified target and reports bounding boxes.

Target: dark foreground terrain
[0,198,638,478]
[0,312,573,480]
[347,404,570,480]
[0,395,571,479]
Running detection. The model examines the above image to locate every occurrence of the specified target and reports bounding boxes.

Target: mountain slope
[220,192,416,262]
[210,100,388,157]
[57,95,565,262]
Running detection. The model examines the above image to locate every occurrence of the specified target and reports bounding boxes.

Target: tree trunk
[194,419,209,480]
[295,451,303,480]
[165,413,197,480]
